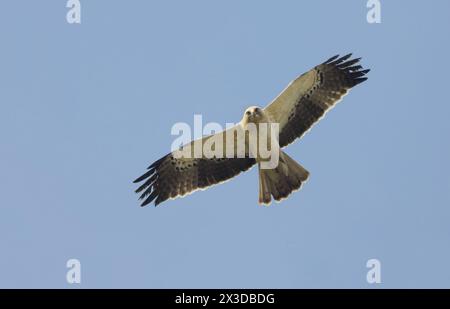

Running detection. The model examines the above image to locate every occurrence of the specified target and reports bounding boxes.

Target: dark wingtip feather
[140,199,152,207]
[140,198,152,207]
[147,154,169,169]
[325,54,370,87]
[329,54,354,66]
[338,58,361,69]
[339,53,353,62]
[140,189,158,207]
[134,153,169,183]
[135,173,157,194]
[353,77,368,85]
[324,54,339,64]
[134,153,171,207]
[346,65,363,72]
[133,168,155,183]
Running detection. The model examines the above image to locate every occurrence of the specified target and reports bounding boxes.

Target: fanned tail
[258,151,309,205]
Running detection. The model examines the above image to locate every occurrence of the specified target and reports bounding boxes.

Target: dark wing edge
[133,154,256,207]
[278,53,370,147]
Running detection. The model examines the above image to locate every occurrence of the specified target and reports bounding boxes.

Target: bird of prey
[134,54,369,206]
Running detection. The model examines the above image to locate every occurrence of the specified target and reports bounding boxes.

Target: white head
[242,106,264,124]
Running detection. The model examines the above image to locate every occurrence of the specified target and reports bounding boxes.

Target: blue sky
[1,0,449,288]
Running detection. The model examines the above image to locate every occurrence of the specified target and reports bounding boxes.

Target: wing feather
[264,54,369,147]
[133,125,256,206]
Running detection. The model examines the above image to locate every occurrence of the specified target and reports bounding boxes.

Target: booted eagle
[134,54,369,206]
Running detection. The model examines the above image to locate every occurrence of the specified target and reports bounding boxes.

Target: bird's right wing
[133,125,256,206]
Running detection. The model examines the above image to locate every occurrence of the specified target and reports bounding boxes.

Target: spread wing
[264,54,370,148]
[133,125,256,206]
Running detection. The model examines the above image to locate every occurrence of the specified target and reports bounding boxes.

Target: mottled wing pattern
[133,126,256,206]
[264,54,369,148]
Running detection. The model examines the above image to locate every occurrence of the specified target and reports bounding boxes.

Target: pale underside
[134,54,369,206]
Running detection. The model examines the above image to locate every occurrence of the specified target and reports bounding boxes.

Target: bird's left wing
[133,125,256,206]
[264,54,369,148]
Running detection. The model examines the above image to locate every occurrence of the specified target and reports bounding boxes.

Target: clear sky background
[1,0,449,288]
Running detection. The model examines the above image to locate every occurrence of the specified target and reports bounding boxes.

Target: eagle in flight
[134,54,369,206]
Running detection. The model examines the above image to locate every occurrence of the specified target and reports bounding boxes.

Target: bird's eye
[246,111,251,116]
